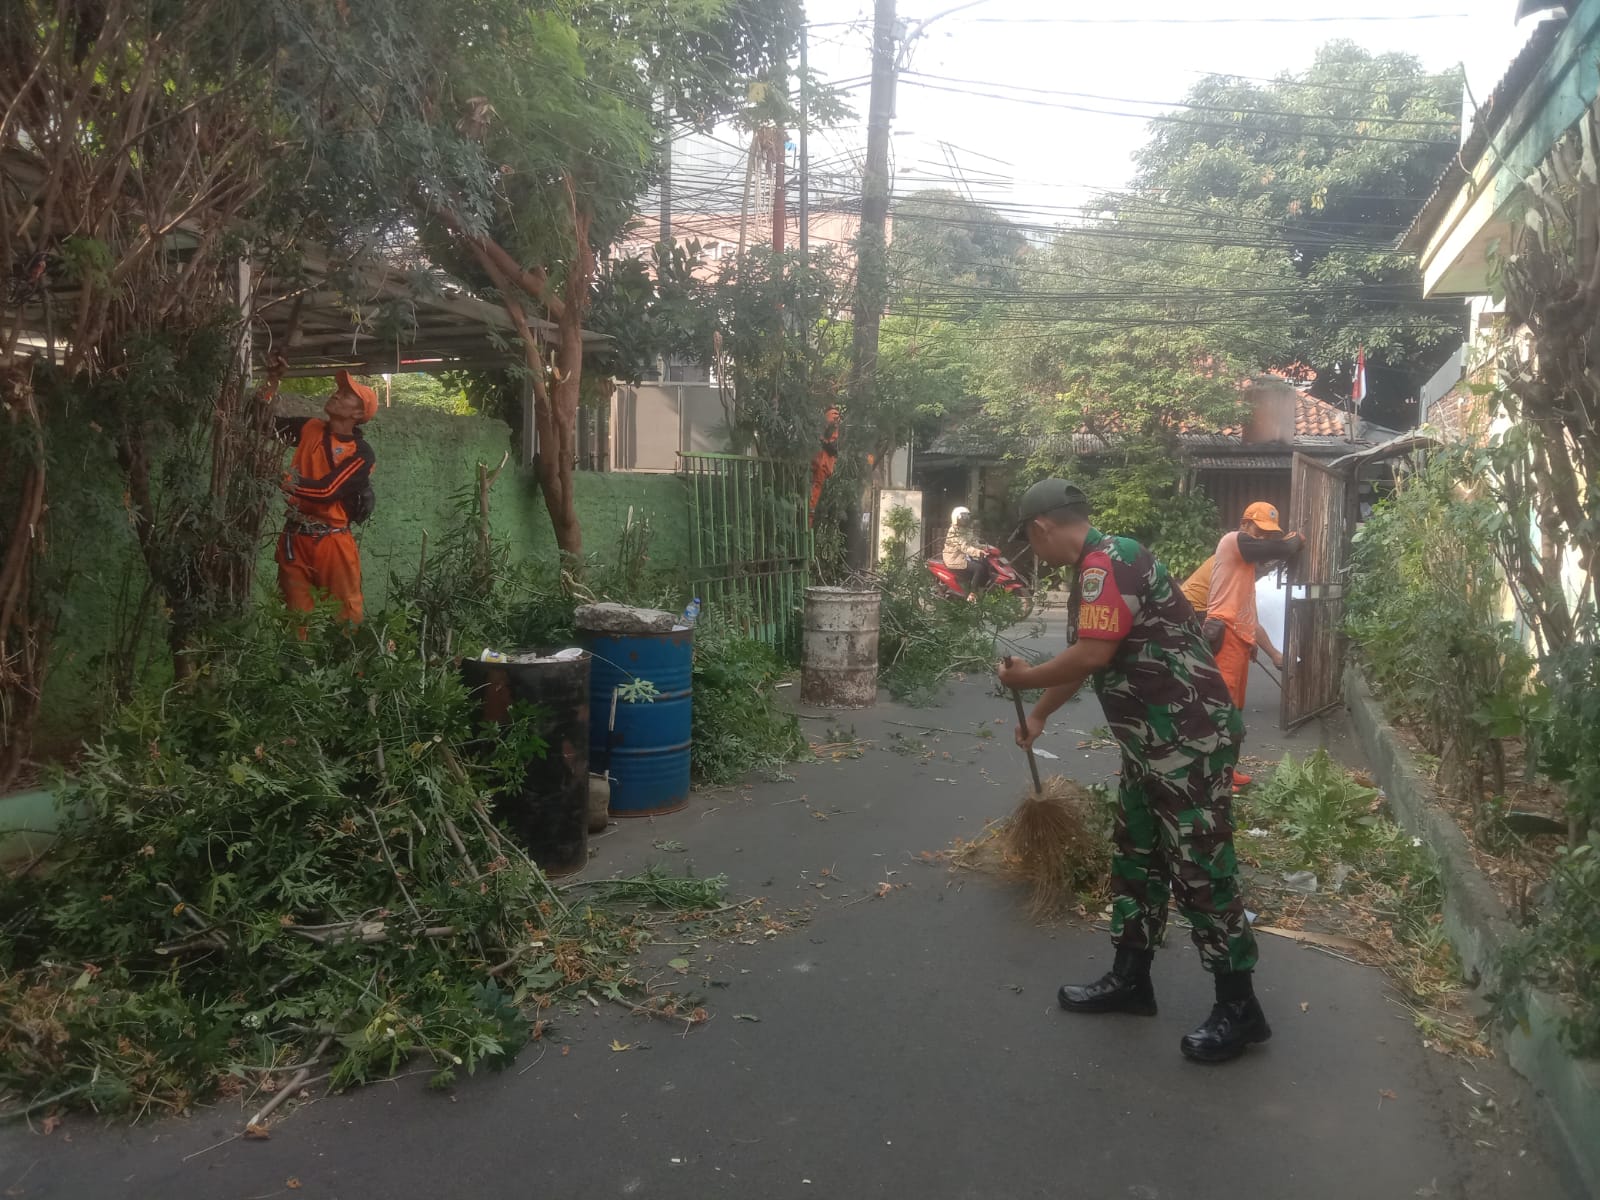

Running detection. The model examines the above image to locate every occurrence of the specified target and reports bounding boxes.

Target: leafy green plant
[1494,833,1600,1056]
[1044,453,1222,581]
[690,614,807,786]
[0,607,705,1117]
[1250,750,1384,869]
[873,514,1023,704]
[1492,631,1600,1055]
[1346,454,1538,823]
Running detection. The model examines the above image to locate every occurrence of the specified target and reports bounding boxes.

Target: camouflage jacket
[1069,529,1243,772]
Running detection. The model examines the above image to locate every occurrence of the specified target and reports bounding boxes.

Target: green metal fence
[680,453,812,658]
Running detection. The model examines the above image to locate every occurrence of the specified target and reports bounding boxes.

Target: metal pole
[659,91,672,243]
[845,0,897,569]
[799,27,810,259]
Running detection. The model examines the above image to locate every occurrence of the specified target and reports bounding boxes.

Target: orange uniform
[808,406,841,526]
[1180,555,1215,616]
[274,415,375,624]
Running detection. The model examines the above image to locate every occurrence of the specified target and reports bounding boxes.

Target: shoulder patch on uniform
[1081,566,1107,602]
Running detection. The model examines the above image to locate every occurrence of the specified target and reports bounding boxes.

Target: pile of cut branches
[0,608,718,1120]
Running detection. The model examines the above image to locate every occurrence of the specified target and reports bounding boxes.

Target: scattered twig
[517,1043,549,1077]
[886,720,991,739]
[285,920,456,946]
[181,1132,240,1162]
[486,941,544,978]
[245,1034,334,1131]
[1306,945,1372,968]
[471,801,569,917]
[366,806,426,929]
[442,816,478,879]
[153,931,228,957]
[0,1079,94,1124]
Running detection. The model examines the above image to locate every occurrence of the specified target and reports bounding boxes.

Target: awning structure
[1,149,602,380]
[1327,430,1440,470]
[253,248,608,379]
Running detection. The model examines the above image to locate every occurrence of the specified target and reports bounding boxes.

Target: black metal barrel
[460,652,591,876]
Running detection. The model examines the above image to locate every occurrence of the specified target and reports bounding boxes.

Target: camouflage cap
[1010,478,1090,541]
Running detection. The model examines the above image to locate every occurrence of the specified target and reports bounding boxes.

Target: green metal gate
[681,453,812,657]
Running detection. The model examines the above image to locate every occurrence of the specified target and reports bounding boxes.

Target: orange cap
[1243,501,1282,532]
[335,369,379,422]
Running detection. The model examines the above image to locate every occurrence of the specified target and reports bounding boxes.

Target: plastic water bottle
[682,597,701,627]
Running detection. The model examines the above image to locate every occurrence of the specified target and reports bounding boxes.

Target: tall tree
[1131,41,1464,427]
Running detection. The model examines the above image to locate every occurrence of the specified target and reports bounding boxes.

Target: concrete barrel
[801,587,882,708]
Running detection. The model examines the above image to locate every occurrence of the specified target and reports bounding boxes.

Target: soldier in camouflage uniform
[997,479,1270,1063]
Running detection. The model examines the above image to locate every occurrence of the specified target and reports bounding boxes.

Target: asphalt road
[1,645,1582,1200]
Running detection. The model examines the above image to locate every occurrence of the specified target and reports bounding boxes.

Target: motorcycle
[927,545,1032,615]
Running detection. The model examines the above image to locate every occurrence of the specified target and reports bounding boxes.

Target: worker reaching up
[808,406,841,526]
[1180,552,1286,673]
[263,355,378,625]
[1204,502,1303,786]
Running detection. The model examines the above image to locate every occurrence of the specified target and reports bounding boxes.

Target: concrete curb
[1343,665,1600,1197]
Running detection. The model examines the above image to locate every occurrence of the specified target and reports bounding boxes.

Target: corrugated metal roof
[1190,454,1291,471]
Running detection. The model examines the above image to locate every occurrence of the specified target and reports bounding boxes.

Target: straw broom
[1004,688,1101,917]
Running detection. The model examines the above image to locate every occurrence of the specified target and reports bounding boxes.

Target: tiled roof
[1210,393,1351,439]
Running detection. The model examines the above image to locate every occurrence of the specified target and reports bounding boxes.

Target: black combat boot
[1058,946,1157,1015]
[1180,971,1272,1063]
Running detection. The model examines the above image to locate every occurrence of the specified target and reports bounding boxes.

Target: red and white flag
[1352,347,1367,407]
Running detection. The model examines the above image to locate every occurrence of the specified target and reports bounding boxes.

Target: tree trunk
[456,194,593,565]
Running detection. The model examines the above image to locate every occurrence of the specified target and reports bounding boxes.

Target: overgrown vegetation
[1494,631,1600,1053]
[1238,752,1474,1052]
[1346,454,1541,825]
[0,610,721,1118]
[1473,103,1600,1054]
[1023,452,1222,582]
[689,614,807,786]
[874,506,1023,704]
[391,472,804,789]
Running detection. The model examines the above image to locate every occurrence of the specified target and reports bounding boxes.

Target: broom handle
[1010,688,1043,794]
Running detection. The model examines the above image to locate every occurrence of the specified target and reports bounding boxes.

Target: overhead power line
[944,11,1471,24]
[897,78,1458,147]
[900,72,1459,129]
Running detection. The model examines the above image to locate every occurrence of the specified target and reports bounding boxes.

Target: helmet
[950,505,972,524]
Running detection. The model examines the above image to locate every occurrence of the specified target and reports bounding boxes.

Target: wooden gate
[1281,453,1350,731]
[681,453,812,658]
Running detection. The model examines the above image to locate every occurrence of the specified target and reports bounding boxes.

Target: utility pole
[799,26,810,258]
[845,0,898,567]
[659,94,672,243]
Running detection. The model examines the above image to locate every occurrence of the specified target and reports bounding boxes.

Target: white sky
[797,0,1544,220]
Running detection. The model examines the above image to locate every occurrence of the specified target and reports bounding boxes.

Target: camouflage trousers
[1109,741,1258,975]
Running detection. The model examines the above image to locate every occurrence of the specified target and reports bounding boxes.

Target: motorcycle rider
[941,505,994,601]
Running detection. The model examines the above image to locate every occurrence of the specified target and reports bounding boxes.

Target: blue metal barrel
[581,628,693,816]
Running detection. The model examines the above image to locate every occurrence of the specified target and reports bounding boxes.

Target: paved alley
[0,641,1581,1200]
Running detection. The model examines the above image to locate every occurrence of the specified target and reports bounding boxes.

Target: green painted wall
[340,406,690,608]
[34,407,690,747]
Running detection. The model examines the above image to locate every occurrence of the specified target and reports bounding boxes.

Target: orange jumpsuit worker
[271,363,379,624]
[1180,554,1216,615]
[1181,552,1285,665]
[808,406,841,527]
[1205,502,1303,787]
